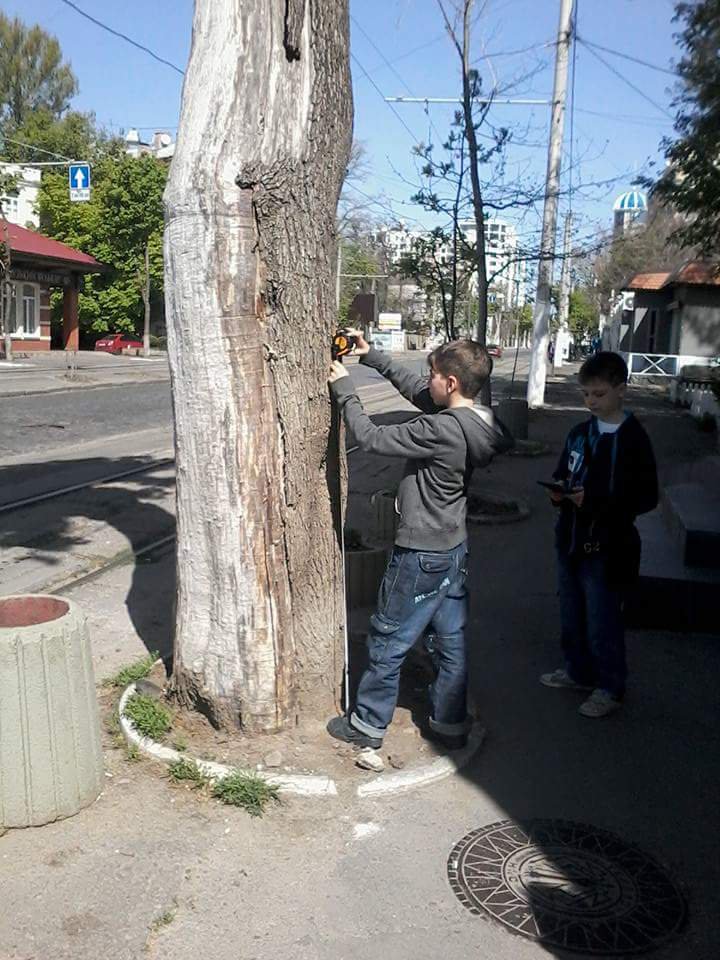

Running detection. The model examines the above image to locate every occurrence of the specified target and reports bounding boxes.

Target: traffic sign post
[69,163,91,202]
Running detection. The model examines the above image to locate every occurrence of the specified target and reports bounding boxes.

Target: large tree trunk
[164,0,352,732]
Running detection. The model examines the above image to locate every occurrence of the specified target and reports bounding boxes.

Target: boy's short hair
[579,351,628,387]
[428,339,492,398]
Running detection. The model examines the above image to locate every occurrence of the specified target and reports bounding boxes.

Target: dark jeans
[350,541,470,741]
[558,551,627,698]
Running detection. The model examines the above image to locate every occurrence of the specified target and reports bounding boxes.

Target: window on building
[22,284,39,335]
[1,196,19,219]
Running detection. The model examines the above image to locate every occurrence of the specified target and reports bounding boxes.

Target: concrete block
[0,595,104,828]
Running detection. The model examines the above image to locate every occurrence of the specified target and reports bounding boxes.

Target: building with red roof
[2,222,107,353]
[603,261,720,375]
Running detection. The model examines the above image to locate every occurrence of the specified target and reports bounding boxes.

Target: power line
[351,16,444,147]
[578,36,678,78]
[0,137,74,162]
[350,53,422,144]
[577,38,674,120]
[59,0,185,76]
[472,39,556,65]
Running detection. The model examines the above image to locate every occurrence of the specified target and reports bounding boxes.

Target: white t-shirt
[597,418,622,434]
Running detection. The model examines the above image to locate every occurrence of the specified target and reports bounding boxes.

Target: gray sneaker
[579,689,622,718]
[540,668,593,691]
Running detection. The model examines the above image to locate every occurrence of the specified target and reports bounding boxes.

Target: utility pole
[554,212,573,369]
[526,0,574,407]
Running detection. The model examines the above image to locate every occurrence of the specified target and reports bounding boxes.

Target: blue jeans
[351,541,470,741]
[558,551,626,698]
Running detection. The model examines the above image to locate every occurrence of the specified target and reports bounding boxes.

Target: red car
[487,344,503,358]
[94,333,143,354]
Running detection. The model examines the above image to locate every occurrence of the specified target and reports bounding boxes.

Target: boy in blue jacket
[541,352,658,718]
[327,332,513,749]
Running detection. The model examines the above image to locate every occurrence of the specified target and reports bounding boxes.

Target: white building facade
[381,216,526,310]
[0,165,41,228]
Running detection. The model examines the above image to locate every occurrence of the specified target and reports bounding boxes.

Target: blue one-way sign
[69,163,91,202]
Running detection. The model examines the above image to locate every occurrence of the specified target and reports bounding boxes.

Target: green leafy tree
[568,287,600,342]
[1,107,123,165]
[0,15,77,125]
[39,154,168,347]
[647,0,720,255]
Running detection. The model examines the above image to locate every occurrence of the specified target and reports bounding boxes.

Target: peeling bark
[164,0,352,732]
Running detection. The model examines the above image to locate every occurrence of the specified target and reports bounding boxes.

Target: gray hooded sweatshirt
[331,348,514,551]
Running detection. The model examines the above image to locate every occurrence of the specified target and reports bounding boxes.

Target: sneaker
[579,689,622,719]
[326,715,382,749]
[540,668,593,691]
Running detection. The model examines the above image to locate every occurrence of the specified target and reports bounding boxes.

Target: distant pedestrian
[326,330,512,749]
[540,352,658,718]
[548,340,555,364]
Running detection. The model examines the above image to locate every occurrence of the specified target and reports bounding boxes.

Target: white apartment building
[125,129,176,161]
[0,164,41,228]
[381,217,526,309]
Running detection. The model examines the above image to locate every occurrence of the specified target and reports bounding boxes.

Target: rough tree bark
[164,0,352,732]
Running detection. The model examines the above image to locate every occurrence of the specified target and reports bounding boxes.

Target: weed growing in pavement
[123,694,172,741]
[151,908,176,931]
[212,771,280,817]
[172,736,188,752]
[104,701,126,749]
[103,651,159,689]
[125,743,141,762]
[168,757,210,788]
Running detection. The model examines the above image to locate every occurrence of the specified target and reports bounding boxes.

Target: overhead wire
[0,137,74,162]
[577,38,674,120]
[577,37,678,78]
[350,15,444,148]
[59,0,185,76]
[350,53,423,144]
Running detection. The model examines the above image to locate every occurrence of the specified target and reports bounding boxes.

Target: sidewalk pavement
[0,351,170,397]
[1,372,719,960]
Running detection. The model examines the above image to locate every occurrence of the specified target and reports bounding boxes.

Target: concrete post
[0,595,104,828]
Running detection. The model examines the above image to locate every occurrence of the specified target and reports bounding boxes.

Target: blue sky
[5,0,682,249]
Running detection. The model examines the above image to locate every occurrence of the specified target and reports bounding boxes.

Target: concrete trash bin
[0,595,104,828]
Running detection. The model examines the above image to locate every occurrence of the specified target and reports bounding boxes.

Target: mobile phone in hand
[536,480,567,494]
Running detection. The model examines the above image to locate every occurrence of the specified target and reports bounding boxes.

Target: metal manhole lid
[447,819,686,955]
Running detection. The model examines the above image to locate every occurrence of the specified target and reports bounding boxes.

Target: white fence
[670,378,720,423]
[620,352,718,378]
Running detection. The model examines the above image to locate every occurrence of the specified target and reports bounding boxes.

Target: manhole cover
[447,820,686,955]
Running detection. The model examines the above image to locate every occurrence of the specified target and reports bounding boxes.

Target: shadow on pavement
[0,456,176,669]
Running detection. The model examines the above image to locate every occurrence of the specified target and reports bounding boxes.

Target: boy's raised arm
[330,373,441,458]
[346,328,437,413]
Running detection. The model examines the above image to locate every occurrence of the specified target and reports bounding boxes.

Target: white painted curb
[356,724,486,799]
[119,684,486,802]
[118,683,338,799]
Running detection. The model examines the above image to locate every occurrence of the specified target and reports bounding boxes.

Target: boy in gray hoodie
[327,332,512,750]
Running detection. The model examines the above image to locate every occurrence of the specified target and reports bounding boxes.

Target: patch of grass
[168,757,209,788]
[103,651,159,689]
[125,743,141,762]
[123,693,172,741]
[212,770,280,817]
[172,736,188,753]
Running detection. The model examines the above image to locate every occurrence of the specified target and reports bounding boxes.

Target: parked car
[94,333,144,354]
[487,344,503,358]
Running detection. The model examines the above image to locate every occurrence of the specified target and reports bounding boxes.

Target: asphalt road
[0,349,531,507]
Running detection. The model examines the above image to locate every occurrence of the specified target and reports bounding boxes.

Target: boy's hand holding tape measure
[328,328,370,384]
